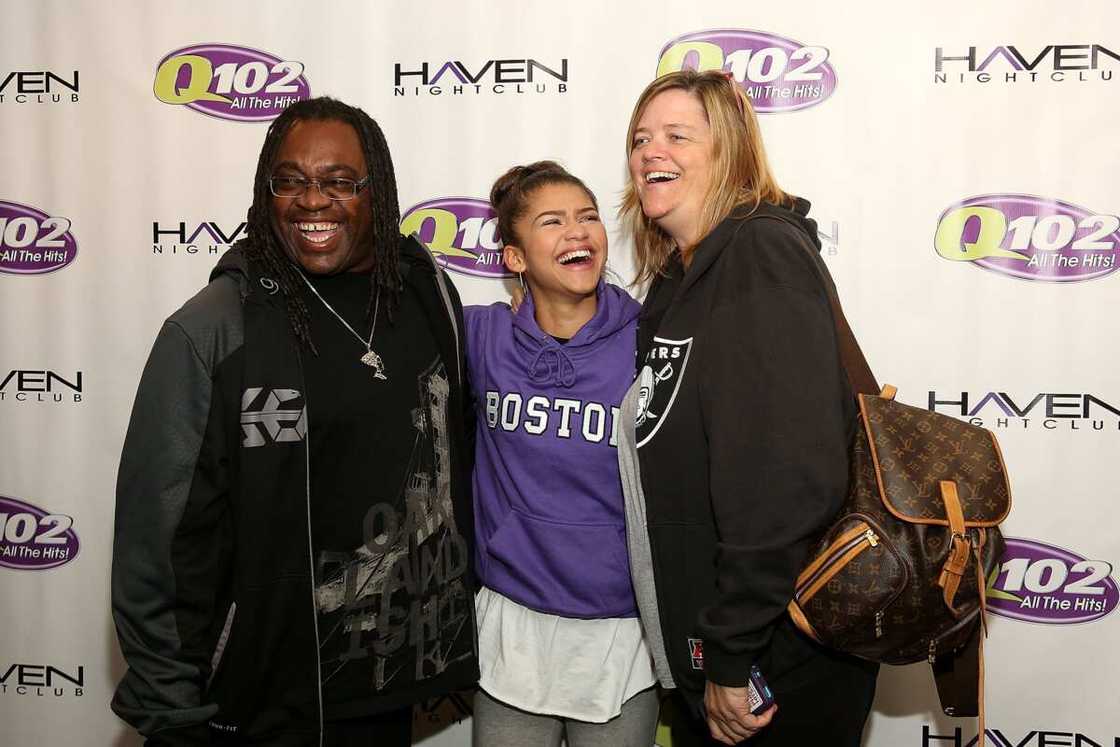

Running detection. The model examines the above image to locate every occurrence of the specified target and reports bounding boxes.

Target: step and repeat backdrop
[2,1,1118,745]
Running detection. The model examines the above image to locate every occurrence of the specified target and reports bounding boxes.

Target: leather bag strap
[823,284,880,398]
[931,537,991,746]
[974,537,988,747]
[932,622,981,719]
[747,214,880,397]
[937,480,973,614]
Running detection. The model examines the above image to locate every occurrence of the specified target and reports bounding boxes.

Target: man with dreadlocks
[110,97,478,746]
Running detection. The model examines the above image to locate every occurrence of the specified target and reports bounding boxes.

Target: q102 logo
[0,200,77,275]
[656,30,837,112]
[400,198,511,279]
[987,537,1118,624]
[935,195,1120,282]
[153,44,310,122]
[0,496,80,571]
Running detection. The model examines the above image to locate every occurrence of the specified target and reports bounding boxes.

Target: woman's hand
[704,681,777,744]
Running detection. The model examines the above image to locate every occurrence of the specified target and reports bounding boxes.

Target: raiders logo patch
[635,337,693,448]
[688,637,704,670]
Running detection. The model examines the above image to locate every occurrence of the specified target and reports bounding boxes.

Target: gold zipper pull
[874,611,884,639]
[865,529,879,547]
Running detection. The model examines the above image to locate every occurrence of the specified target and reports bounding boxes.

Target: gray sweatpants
[472,687,660,747]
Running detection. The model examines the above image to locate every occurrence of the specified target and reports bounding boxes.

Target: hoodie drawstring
[528,345,577,388]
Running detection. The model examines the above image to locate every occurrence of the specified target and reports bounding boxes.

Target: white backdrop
[2,2,1118,745]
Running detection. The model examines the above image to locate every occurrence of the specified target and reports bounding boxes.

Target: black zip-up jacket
[633,200,856,699]
[110,236,478,746]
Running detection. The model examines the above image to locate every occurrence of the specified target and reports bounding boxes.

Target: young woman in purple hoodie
[464,162,658,746]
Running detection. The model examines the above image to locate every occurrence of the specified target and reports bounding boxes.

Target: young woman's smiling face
[503,182,607,304]
[628,88,714,247]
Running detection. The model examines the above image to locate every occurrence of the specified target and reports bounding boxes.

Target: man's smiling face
[269,118,374,275]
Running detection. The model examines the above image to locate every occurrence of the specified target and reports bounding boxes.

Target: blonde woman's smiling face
[628,89,713,247]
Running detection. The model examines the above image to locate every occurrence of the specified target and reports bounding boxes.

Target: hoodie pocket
[484,509,636,619]
[207,578,319,732]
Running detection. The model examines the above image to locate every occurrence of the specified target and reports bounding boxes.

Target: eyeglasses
[269,175,371,201]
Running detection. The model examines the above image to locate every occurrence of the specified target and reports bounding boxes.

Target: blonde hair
[620,70,792,283]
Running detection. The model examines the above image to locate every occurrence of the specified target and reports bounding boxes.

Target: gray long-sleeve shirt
[618,378,676,689]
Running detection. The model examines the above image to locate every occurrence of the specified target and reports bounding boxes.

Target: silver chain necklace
[298,273,388,381]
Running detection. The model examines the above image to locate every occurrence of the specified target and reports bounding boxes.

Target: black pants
[322,707,412,747]
[683,650,878,747]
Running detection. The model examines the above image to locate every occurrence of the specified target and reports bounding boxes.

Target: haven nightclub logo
[0,662,84,698]
[0,70,79,105]
[0,495,80,571]
[153,219,246,256]
[928,391,1120,432]
[921,725,1120,747]
[656,29,836,112]
[0,369,82,405]
[154,43,310,121]
[935,195,1120,282]
[393,57,568,97]
[0,200,77,275]
[934,43,1118,85]
[400,198,511,279]
[818,219,839,256]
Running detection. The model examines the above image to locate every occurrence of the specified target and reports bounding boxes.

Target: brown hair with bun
[489,160,599,248]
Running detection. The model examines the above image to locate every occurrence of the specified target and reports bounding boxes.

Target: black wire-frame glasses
[268,175,371,201]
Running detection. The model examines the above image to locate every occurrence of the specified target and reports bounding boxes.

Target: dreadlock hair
[243,96,402,353]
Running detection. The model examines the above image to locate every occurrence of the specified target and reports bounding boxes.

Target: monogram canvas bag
[786,385,1010,709]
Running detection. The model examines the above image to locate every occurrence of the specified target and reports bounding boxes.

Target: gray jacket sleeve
[111,277,241,741]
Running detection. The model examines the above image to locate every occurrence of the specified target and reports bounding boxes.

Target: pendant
[360,349,388,381]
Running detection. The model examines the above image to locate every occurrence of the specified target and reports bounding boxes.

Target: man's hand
[704,681,777,745]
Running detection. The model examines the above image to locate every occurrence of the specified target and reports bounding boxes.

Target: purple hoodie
[465,282,641,619]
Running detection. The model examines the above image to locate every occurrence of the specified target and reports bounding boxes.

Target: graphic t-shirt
[302,270,470,719]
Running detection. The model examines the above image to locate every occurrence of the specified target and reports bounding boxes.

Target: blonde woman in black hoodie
[617,70,879,746]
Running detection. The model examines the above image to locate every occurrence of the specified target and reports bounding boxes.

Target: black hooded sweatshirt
[629,199,857,703]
